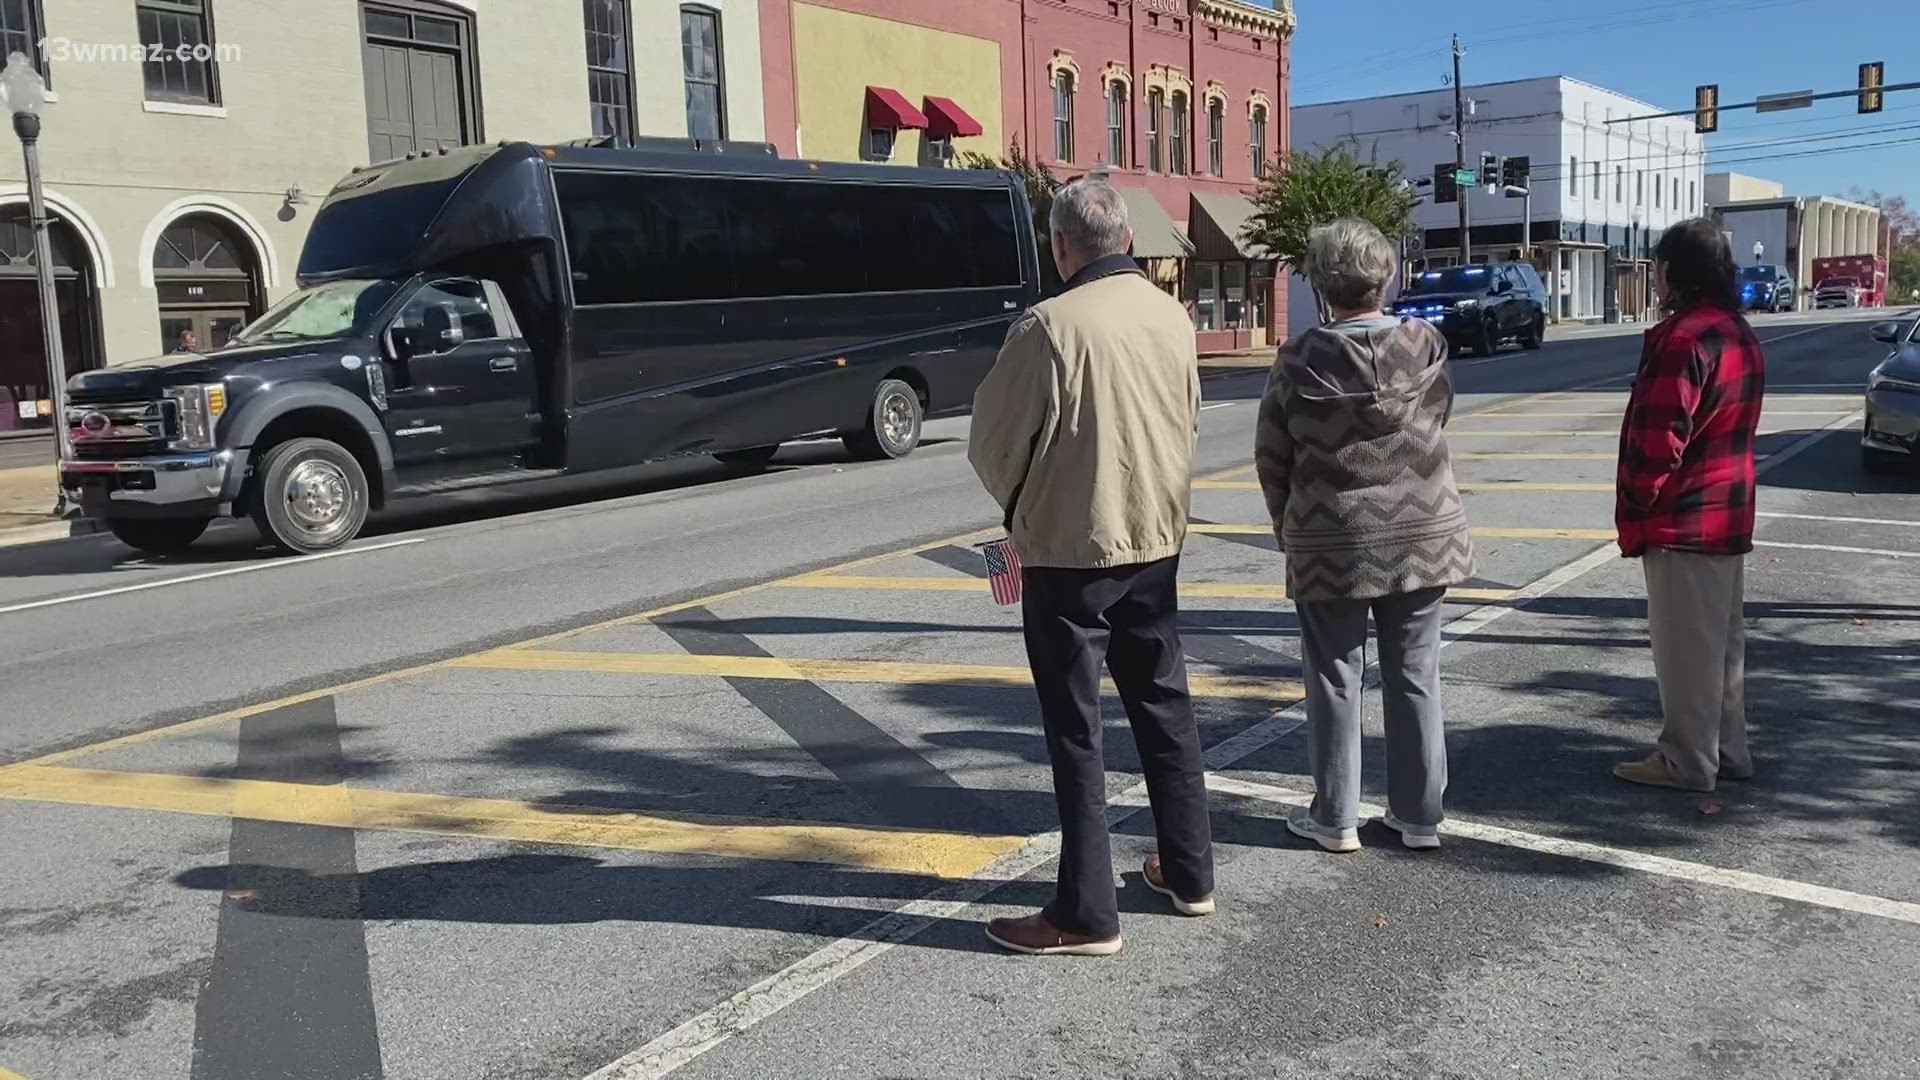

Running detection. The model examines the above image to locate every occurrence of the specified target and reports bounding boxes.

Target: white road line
[1767,383,1865,390]
[1757,511,1920,527]
[1759,325,1841,345]
[1200,402,1239,411]
[1756,540,1918,559]
[1204,774,1920,928]
[583,380,1872,1079]
[0,538,426,616]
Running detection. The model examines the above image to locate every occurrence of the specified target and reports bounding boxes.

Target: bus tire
[844,378,923,461]
[248,436,370,555]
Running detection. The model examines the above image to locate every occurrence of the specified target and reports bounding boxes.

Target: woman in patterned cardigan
[1254,218,1473,852]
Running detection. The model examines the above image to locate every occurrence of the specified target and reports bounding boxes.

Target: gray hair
[1049,180,1132,259]
[1303,218,1397,309]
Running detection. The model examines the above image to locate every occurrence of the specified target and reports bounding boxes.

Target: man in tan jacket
[969,179,1211,956]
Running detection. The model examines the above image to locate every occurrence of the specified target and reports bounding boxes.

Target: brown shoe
[984,912,1122,956]
[1613,752,1714,793]
[1143,854,1216,916]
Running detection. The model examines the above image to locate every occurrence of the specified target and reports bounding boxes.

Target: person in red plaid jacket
[1613,219,1765,793]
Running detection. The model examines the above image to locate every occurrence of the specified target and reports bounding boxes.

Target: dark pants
[1022,556,1213,938]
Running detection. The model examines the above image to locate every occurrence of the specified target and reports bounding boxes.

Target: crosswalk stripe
[0,765,1023,878]
[452,648,1310,703]
[1454,451,1615,460]
[771,574,1514,603]
[1471,410,1841,418]
[1195,479,1615,493]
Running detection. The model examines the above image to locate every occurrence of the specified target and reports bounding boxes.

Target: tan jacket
[968,264,1199,569]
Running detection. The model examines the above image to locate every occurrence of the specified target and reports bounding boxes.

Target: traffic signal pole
[1452,35,1469,262]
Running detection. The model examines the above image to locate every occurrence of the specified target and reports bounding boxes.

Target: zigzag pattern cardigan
[1254,317,1475,603]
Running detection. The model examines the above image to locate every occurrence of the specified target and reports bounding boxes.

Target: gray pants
[1644,548,1752,786]
[1295,587,1448,830]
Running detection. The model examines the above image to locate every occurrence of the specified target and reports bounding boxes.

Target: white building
[1292,76,1706,324]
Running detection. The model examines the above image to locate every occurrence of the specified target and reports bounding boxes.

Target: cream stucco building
[0,0,764,433]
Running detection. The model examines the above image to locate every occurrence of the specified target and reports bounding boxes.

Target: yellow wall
[791,4,1001,166]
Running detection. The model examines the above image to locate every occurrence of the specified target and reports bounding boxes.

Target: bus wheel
[844,379,922,461]
[249,437,369,555]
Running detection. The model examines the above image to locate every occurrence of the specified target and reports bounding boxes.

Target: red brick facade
[759,0,1294,352]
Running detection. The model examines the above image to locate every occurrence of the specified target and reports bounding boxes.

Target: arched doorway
[152,214,263,353]
[0,207,103,433]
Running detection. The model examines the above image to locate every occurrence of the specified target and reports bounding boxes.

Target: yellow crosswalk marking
[771,575,1513,604]
[453,649,1311,703]
[0,766,1023,878]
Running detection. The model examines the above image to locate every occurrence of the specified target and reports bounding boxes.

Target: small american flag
[978,538,1023,606]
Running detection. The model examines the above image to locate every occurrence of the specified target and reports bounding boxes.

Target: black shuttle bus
[60,139,1041,555]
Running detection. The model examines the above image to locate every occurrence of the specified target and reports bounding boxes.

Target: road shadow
[1757,425,1920,494]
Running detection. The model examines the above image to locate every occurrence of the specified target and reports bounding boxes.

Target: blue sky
[1288,0,1919,204]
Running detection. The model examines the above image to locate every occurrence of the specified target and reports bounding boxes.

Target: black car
[1392,262,1548,356]
[1739,264,1796,313]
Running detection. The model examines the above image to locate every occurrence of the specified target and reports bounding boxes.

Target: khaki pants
[1643,548,1753,787]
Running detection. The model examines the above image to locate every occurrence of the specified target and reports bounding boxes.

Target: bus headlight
[165,383,227,449]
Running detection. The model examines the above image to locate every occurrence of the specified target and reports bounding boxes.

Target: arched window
[1106,80,1127,167]
[1146,87,1164,172]
[0,206,102,430]
[1206,98,1225,176]
[1053,70,1075,162]
[152,215,262,353]
[1249,104,1269,179]
[1169,91,1189,176]
[680,4,726,140]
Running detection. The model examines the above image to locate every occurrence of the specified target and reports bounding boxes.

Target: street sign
[1755,90,1815,113]
[1454,169,1476,185]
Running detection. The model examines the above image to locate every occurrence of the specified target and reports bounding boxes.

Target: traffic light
[1860,62,1884,114]
[1501,155,1531,195]
[1478,150,1499,189]
[1694,84,1719,133]
[1434,163,1457,204]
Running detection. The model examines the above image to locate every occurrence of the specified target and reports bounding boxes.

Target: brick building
[758,0,1295,352]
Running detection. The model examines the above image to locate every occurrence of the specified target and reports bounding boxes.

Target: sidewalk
[0,464,80,548]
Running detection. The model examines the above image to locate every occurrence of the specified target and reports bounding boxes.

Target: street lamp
[0,51,72,517]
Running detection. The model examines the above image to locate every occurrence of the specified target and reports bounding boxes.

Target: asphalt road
[2,309,1916,1080]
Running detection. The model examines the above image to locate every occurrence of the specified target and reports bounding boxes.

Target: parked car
[1815,277,1864,309]
[1391,262,1547,356]
[1863,318,1920,474]
[1738,264,1796,313]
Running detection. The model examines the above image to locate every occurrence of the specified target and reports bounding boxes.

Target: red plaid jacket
[1615,302,1766,557]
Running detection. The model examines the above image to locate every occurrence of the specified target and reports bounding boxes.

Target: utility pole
[1452,34,1469,263]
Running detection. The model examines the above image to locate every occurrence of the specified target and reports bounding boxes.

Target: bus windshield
[230,279,402,345]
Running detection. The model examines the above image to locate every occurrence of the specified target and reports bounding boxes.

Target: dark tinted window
[1512,264,1544,295]
[297,177,464,277]
[556,172,1022,305]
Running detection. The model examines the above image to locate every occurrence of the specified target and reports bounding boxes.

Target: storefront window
[1223,263,1246,328]
[1194,263,1219,331]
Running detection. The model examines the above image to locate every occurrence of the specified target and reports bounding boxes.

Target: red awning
[865,86,929,130]
[922,96,983,139]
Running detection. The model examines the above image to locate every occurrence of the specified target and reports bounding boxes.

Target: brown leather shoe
[1613,752,1714,793]
[1143,854,1216,916]
[984,912,1122,956]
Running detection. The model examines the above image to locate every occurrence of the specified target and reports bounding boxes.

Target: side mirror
[1870,321,1902,344]
[1493,279,1513,295]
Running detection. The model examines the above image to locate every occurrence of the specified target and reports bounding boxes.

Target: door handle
[489,356,517,373]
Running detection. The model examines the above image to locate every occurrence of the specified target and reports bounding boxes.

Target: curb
[0,516,104,551]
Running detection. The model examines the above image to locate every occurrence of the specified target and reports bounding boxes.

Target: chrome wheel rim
[283,458,355,538]
[880,391,916,448]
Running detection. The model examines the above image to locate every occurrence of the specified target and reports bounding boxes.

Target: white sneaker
[1380,811,1441,850]
[1286,805,1361,853]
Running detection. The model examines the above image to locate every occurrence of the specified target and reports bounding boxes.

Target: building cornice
[1195,0,1294,38]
